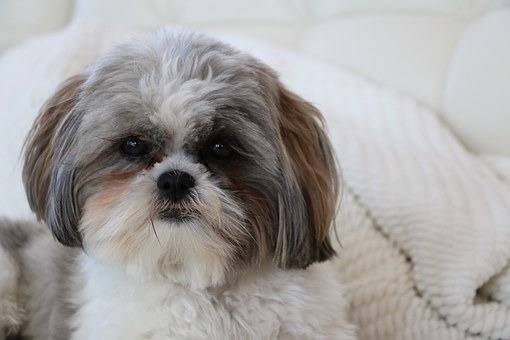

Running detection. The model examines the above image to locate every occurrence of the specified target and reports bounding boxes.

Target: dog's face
[22,32,338,288]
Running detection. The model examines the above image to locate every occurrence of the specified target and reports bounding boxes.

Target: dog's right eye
[119,137,152,158]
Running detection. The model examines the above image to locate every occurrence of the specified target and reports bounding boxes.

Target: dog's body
[75,258,350,339]
[1,220,352,339]
[0,31,355,339]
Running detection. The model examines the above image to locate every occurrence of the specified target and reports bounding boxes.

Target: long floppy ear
[275,84,339,269]
[22,75,86,247]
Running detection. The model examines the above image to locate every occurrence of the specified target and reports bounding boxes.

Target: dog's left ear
[274,84,339,269]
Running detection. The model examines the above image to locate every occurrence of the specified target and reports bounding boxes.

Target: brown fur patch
[277,85,339,266]
[81,176,151,262]
[85,180,131,213]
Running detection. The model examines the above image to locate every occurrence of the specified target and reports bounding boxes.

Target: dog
[0,31,355,339]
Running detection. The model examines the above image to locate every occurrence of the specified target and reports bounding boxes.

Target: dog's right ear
[22,75,86,246]
[273,84,339,269]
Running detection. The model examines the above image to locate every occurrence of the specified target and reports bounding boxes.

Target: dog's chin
[81,206,233,289]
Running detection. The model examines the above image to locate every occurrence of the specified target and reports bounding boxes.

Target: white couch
[2,2,510,339]
[1,0,509,156]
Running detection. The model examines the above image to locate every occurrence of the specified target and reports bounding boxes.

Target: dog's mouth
[159,208,198,222]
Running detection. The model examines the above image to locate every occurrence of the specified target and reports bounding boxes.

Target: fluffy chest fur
[71,256,354,340]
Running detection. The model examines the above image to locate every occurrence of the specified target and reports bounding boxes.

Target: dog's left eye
[210,141,233,159]
[119,137,152,158]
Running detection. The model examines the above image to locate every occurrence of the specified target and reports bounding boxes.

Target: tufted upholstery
[1,0,509,155]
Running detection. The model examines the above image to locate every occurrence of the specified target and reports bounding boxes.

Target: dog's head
[22,32,339,287]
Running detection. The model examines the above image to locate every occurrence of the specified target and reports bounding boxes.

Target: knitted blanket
[1,24,509,340]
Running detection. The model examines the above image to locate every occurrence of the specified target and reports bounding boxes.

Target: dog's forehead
[143,79,210,141]
[78,33,279,151]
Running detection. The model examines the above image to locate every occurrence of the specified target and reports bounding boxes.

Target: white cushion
[73,0,302,27]
[72,0,498,25]
[0,0,73,51]
[298,15,466,109]
[442,7,510,156]
[312,0,496,18]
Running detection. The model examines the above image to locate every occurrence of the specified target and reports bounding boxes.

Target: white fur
[71,254,356,340]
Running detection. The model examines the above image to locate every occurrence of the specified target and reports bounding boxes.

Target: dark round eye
[210,141,233,158]
[120,137,151,158]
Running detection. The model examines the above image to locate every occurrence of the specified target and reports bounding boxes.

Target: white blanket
[1,23,509,340]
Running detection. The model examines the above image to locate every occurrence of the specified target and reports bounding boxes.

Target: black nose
[157,170,195,202]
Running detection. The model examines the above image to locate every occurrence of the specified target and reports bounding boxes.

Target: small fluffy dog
[0,32,355,339]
